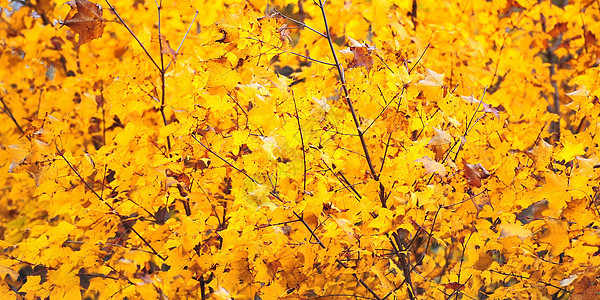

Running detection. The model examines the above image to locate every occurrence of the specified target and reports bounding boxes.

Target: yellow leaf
[539,219,570,257]
[499,223,532,241]
[367,208,395,233]
[335,218,356,239]
[418,68,444,87]
[556,140,586,162]
[212,287,232,300]
[19,275,42,294]
[371,264,395,290]
[0,265,19,281]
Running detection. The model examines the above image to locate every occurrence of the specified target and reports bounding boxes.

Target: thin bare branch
[0,96,27,138]
[165,11,199,71]
[104,0,160,71]
[408,43,430,74]
[317,0,378,181]
[155,0,171,152]
[292,92,308,192]
[57,146,167,261]
[271,9,327,38]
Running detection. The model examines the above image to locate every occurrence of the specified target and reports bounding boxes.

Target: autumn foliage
[1,0,600,299]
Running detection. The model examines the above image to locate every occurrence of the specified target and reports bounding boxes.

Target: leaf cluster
[0,0,599,299]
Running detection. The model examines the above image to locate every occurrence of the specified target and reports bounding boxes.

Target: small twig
[362,87,398,134]
[165,11,199,71]
[191,134,259,184]
[309,294,377,300]
[291,50,338,66]
[245,37,337,66]
[57,146,167,261]
[317,0,378,181]
[465,87,488,136]
[292,92,308,192]
[323,161,361,199]
[294,211,382,300]
[383,208,440,300]
[489,269,571,293]
[0,96,27,138]
[272,9,327,38]
[441,190,487,209]
[380,87,406,174]
[155,0,171,152]
[408,43,430,74]
[64,240,156,255]
[104,0,160,71]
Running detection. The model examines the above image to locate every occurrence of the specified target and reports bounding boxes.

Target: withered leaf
[61,0,105,45]
[572,274,600,300]
[548,22,568,38]
[340,37,375,71]
[442,282,465,291]
[464,162,490,188]
[415,156,447,177]
[159,34,177,62]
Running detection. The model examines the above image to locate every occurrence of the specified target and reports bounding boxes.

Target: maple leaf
[463,162,490,188]
[61,0,105,45]
[572,274,600,300]
[428,128,452,146]
[418,68,444,87]
[415,156,447,177]
[339,37,375,71]
[499,223,532,241]
[548,22,568,38]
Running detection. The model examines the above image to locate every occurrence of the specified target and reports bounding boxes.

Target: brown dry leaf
[416,156,447,177]
[278,24,292,45]
[442,282,465,291]
[584,30,597,46]
[472,250,494,270]
[259,10,291,45]
[340,37,375,71]
[463,162,490,188]
[548,22,568,38]
[428,127,452,146]
[572,275,600,300]
[160,34,177,61]
[61,0,105,45]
